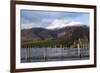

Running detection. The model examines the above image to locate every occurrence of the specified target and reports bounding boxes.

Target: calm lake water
[21,48,89,63]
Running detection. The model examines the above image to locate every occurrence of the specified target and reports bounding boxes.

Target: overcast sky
[21,9,90,29]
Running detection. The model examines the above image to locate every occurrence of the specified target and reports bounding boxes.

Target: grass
[22,39,78,47]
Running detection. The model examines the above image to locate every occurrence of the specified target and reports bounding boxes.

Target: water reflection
[21,48,89,63]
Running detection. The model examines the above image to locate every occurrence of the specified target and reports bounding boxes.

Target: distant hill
[21,25,89,44]
[56,25,89,41]
[21,28,57,43]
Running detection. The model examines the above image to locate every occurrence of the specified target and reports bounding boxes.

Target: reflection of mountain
[21,25,89,44]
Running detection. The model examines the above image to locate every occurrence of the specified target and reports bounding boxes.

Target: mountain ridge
[21,25,89,44]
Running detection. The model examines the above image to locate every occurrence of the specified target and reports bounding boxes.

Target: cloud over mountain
[46,20,84,29]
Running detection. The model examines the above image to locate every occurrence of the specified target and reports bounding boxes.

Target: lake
[21,48,89,63]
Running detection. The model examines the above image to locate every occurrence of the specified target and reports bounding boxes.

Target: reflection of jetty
[22,46,89,62]
[21,53,89,62]
[22,38,89,62]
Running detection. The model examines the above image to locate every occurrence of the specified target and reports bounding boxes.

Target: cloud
[21,19,85,29]
[46,19,84,29]
[21,10,84,24]
[21,10,89,29]
[21,23,43,29]
[21,23,34,29]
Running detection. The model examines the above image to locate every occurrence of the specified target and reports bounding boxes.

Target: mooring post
[44,47,48,61]
[28,47,30,60]
[25,47,28,61]
[77,43,80,57]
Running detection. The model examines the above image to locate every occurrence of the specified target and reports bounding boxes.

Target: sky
[21,9,90,29]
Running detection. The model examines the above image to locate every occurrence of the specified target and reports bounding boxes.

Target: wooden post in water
[25,47,28,61]
[28,47,31,60]
[55,45,57,54]
[77,43,80,57]
[25,48,27,60]
[44,47,48,61]
[44,47,46,61]
[60,44,63,58]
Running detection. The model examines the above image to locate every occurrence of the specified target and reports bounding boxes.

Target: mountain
[56,25,89,41]
[21,28,57,43]
[21,25,89,44]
